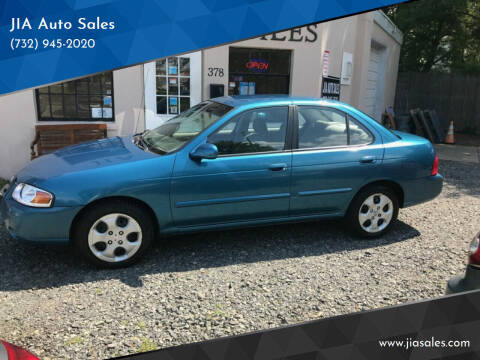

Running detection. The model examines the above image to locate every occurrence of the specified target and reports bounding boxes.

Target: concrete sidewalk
[434,144,480,163]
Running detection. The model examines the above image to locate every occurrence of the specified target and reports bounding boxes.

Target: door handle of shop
[359,156,376,164]
[268,163,288,171]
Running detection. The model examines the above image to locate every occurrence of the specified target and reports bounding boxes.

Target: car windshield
[140,101,232,154]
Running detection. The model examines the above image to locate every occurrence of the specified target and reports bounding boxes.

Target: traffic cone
[444,121,455,144]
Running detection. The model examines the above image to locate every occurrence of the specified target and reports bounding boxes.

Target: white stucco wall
[111,65,145,136]
[0,10,401,180]
[202,24,329,101]
[202,10,402,118]
[0,65,145,179]
[370,13,402,117]
[0,90,37,179]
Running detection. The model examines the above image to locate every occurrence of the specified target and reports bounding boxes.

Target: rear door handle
[268,163,287,171]
[359,156,376,164]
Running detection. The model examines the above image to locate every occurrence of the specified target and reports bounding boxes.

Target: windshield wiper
[133,133,167,155]
[133,134,149,151]
[140,137,153,152]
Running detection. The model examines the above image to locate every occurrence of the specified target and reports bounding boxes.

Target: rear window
[354,109,401,139]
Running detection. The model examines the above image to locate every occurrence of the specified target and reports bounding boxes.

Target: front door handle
[268,163,287,171]
[359,156,376,164]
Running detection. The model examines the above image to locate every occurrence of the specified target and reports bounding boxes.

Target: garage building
[0,10,402,179]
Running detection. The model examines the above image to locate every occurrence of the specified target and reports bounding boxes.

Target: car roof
[211,95,343,108]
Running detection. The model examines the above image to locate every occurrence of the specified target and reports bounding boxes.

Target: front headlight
[12,183,53,208]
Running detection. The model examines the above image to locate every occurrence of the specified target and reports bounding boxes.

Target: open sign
[245,59,269,72]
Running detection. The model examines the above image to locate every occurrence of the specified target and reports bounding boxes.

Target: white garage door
[364,45,385,121]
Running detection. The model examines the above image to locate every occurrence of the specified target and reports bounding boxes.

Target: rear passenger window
[297,107,374,149]
[298,107,348,148]
[348,115,373,145]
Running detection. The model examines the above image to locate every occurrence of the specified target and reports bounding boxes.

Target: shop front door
[144,51,202,129]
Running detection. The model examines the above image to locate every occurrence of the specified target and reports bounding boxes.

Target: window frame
[347,114,375,146]
[228,47,292,96]
[35,72,115,122]
[155,56,192,116]
[207,105,295,158]
[292,105,375,151]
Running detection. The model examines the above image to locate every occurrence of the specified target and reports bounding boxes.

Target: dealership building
[0,10,403,179]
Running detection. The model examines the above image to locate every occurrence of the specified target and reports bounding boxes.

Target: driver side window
[207,107,288,156]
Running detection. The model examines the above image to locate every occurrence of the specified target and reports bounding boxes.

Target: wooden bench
[30,124,108,159]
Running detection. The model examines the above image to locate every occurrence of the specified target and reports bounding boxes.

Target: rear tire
[72,200,154,268]
[346,185,399,238]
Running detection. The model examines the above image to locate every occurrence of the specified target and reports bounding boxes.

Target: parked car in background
[0,96,443,268]
[447,231,480,294]
[0,340,39,360]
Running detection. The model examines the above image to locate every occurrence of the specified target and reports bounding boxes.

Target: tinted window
[208,107,288,155]
[228,47,291,96]
[349,116,373,145]
[298,107,348,148]
[229,48,291,75]
[36,72,114,122]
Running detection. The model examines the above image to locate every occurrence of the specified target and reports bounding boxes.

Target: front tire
[72,200,154,268]
[346,185,399,238]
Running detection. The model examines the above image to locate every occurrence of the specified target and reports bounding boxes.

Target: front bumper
[0,195,82,244]
[446,265,480,294]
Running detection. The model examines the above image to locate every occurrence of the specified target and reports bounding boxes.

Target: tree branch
[454,10,480,21]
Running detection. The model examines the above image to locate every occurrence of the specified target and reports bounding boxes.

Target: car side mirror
[189,143,218,161]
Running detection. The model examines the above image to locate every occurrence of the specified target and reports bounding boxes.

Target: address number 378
[207,67,224,77]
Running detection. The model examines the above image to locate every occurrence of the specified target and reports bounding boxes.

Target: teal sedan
[0,96,443,268]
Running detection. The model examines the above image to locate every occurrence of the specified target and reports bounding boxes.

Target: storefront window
[156,57,191,115]
[228,48,291,96]
[36,72,114,121]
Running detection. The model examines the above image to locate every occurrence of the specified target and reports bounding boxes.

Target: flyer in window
[91,107,103,118]
[102,108,112,118]
[239,82,249,95]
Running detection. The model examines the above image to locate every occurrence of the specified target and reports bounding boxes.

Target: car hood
[16,136,158,183]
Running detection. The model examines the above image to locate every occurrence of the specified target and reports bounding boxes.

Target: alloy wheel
[358,193,394,233]
[87,213,142,263]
